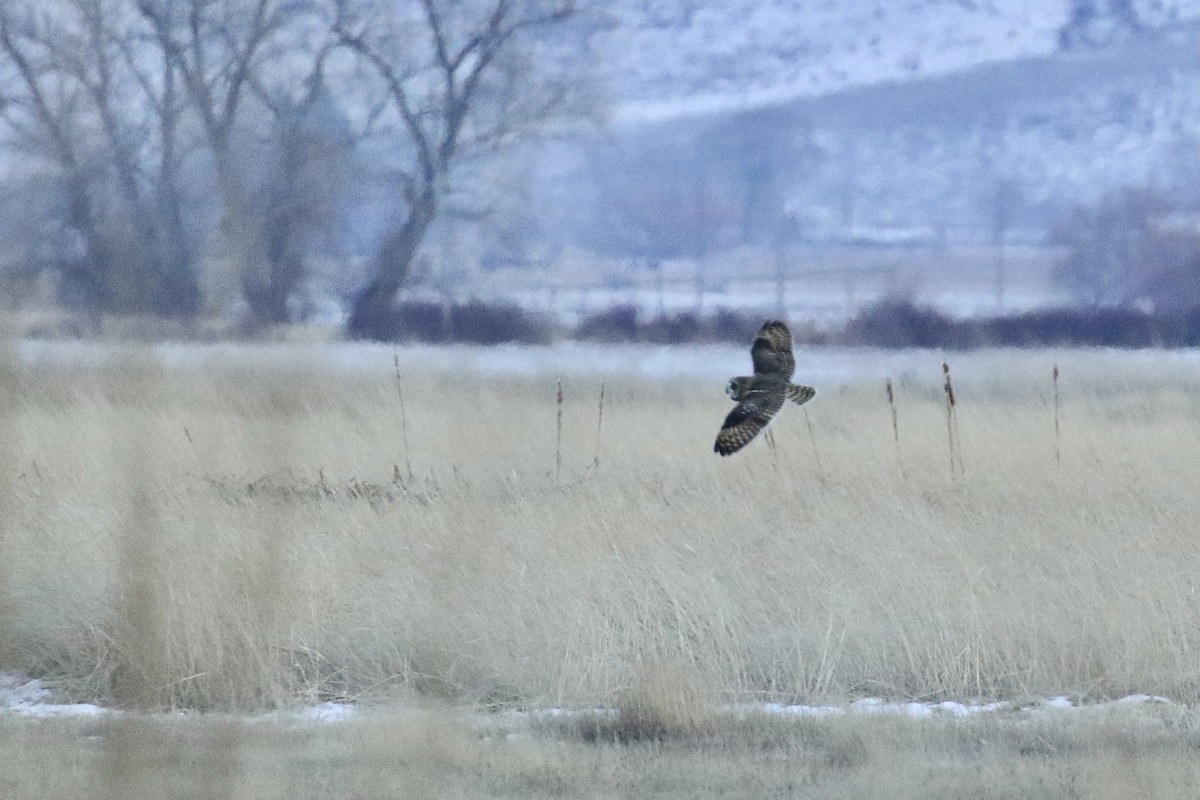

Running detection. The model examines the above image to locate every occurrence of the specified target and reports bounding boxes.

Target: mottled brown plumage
[714,320,815,456]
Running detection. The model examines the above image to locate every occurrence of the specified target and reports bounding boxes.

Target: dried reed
[592,379,606,474]
[804,409,824,476]
[1053,362,1061,466]
[393,353,414,482]
[886,377,904,479]
[556,377,564,484]
[942,360,962,477]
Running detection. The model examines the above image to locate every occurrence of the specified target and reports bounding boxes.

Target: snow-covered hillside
[595,0,1200,120]
[464,2,1199,323]
[523,1,1200,264]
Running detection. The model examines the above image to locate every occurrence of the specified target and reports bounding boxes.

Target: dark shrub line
[361,298,1200,348]
[355,300,557,344]
[574,304,827,345]
[842,299,1200,349]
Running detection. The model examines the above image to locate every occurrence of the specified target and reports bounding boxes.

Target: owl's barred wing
[714,388,787,456]
[750,320,795,378]
[787,384,815,406]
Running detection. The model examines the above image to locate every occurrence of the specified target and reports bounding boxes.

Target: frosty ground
[6,671,1200,800]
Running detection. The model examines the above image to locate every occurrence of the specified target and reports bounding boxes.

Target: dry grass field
[4,339,1200,796]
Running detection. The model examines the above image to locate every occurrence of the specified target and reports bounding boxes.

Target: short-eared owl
[714,320,815,456]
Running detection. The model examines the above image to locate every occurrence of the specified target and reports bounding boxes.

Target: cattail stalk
[393,353,413,482]
[1053,362,1061,466]
[943,360,963,477]
[556,377,564,485]
[886,378,904,479]
[592,379,606,474]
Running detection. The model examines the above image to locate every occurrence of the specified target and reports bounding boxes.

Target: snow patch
[1042,696,1076,709]
[0,672,356,722]
[0,672,51,706]
[0,672,1186,725]
[300,702,358,722]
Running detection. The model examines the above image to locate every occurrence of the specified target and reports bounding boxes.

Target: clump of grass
[110,471,170,711]
[613,656,717,742]
[566,655,718,743]
[205,469,433,507]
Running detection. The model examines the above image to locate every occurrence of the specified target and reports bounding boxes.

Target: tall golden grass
[3,344,1200,714]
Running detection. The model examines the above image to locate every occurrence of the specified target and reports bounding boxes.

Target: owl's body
[714,321,815,456]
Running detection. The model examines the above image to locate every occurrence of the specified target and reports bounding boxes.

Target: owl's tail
[787,384,816,406]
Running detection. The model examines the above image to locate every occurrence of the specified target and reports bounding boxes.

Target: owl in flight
[714,320,816,456]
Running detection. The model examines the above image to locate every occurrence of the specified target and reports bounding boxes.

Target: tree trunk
[347,191,437,340]
[244,247,301,326]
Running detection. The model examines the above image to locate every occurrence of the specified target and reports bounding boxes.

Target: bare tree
[114,1,201,316]
[0,0,203,317]
[333,0,588,339]
[1,0,591,331]
[66,0,204,315]
[1051,187,1186,307]
[246,63,353,324]
[136,0,332,324]
[984,175,1021,311]
[585,140,727,264]
[1135,226,1200,312]
[1,2,130,314]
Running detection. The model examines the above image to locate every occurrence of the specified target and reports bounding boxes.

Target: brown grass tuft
[609,655,718,742]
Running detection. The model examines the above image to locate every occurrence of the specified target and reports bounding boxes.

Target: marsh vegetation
[4,343,1200,796]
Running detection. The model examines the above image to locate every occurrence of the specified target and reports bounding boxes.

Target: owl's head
[726,376,753,400]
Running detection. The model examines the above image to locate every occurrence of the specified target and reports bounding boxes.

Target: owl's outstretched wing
[714,387,787,456]
[750,320,795,378]
[787,384,816,406]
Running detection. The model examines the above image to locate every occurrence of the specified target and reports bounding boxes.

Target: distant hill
[532,8,1200,255]
[594,0,1199,119]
